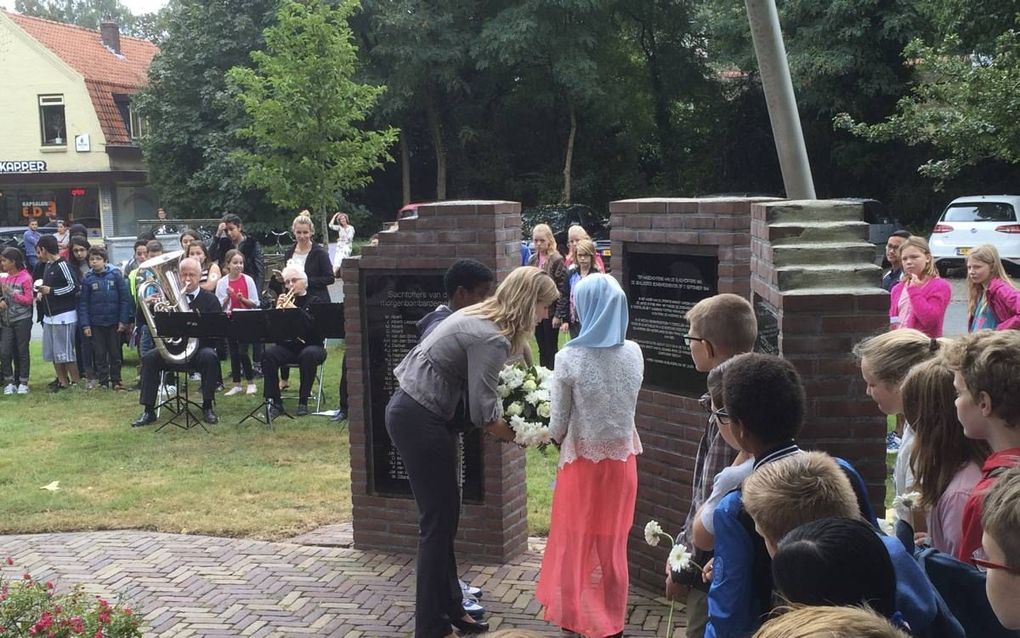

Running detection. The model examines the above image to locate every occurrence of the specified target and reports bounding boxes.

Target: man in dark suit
[132,257,222,426]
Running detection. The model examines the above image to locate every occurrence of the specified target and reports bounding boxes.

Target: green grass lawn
[1,340,561,539]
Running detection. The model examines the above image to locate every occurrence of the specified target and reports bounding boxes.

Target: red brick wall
[608,197,775,589]
[344,200,528,561]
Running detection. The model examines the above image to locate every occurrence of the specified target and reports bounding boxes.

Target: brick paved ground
[0,524,686,637]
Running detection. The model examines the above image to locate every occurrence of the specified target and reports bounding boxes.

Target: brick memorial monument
[343,200,529,561]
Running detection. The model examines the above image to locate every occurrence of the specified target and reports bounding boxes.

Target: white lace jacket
[549,340,644,468]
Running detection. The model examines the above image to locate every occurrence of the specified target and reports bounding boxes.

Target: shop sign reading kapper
[0,161,48,174]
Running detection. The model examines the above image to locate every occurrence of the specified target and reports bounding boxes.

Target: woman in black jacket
[268,213,335,304]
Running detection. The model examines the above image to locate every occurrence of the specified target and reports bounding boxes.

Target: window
[38,95,66,146]
[943,203,1017,223]
[129,105,147,140]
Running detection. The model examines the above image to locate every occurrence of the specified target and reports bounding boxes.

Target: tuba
[136,250,198,365]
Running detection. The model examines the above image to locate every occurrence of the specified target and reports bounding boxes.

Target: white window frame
[128,105,147,141]
[38,94,67,146]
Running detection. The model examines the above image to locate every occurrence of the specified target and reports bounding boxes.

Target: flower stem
[665,598,675,638]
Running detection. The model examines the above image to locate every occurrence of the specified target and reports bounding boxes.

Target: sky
[0,0,168,14]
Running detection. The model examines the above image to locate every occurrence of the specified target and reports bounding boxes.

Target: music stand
[152,312,231,433]
[232,309,307,426]
[308,303,345,339]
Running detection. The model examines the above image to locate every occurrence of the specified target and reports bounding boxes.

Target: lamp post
[745,0,816,199]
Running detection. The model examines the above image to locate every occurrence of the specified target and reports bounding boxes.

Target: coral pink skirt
[535,454,638,637]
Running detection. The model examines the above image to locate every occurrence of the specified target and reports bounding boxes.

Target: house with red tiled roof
[0,11,159,238]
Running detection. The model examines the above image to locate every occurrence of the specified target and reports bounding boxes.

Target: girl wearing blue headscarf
[535,273,644,638]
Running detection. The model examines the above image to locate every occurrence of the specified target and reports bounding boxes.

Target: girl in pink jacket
[966,244,1020,331]
[889,236,951,338]
[0,247,35,393]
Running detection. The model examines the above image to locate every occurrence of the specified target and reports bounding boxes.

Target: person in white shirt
[329,211,355,277]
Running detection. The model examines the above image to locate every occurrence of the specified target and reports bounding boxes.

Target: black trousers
[262,343,325,403]
[337,351,348,409]
[227,338,253,383]
[90,324,123,384]
[386,389,463,638]
[0,319,31,385]
[139,347,220,409]
[535,317,558,369]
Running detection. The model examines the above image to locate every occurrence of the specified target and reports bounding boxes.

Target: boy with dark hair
[943,330,1020,563]
[419,259,497,338]
[670,293,757,638]
[36,234,80,390]
[981,466,1020,630]
[79,246,131,390]
[706,353,877,638]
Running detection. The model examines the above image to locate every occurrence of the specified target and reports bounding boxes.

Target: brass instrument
[136,249,198,364]
[275,287,298,309]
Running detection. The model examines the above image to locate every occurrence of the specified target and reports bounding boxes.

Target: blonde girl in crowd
[527,223,566,369]
[329,211,355,277]
[558,239,604,339]
[901,358,990,555]
[386,266,559,638]
[273,213,334,304]
[965,244,1020,331]
[216,249,259,396]
[752,606,909,638]
[564,224,605,272]
[888,236,951,337]
[853,329,944,540]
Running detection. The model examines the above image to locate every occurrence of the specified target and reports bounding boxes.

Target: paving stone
[0,528,686,637]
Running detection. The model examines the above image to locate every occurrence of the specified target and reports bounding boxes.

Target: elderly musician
[261,266,327,418]
[131,257,223,427]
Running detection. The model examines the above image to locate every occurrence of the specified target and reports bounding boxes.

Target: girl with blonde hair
[564,224,605,271]
[965,243,1020,331]
[853,329,945,535]
[387,266,559,638]
[268,212,335,304]
[527,223,567,368]
[753,606,909,638]
[328,211,355,276]
[902,358,991,555]
[889,236,951,337]
[558,238,604,338]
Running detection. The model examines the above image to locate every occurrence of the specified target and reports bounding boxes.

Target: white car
[929,195,1020,276]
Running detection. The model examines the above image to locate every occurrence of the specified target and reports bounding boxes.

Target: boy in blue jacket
[78,247,131,389]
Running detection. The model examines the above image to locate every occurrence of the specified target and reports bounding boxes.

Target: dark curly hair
[723,353,804,446]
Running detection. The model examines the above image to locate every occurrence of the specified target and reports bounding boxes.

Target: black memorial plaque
[624,245,718,396]
[363,271,485,501]
[754,294,780,356]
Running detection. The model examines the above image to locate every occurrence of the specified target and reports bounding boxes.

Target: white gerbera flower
[644,520,665,547]
[892,491,922,510]
[668,543,693,572]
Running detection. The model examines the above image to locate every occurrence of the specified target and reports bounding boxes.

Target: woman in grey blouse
[387,266,561,638]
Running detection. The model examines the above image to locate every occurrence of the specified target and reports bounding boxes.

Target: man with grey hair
[132,257,223,427]
[261,265,327,418]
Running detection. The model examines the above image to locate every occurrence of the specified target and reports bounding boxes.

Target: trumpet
[275,288,298,309]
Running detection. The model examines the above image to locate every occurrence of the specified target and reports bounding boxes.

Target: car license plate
[957,247,972,256]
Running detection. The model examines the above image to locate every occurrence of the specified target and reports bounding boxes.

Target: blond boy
[943,330,1020,563]
[671,294,756,638]
[980,466,1020,630]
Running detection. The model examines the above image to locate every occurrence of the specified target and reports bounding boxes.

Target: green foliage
[836,18,1020,185]
[12,0,158,39]
[0,568,141,637]
[227,0,398,223]
[134,0,282,224]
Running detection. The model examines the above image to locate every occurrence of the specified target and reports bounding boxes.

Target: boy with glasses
[980,466,1020,630]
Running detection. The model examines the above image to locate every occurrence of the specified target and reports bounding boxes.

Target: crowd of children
[662,285,1020,638]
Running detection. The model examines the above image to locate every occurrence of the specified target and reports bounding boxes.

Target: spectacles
[972,554,1020,574]
[683,334,708,347]
[712,408,731,425]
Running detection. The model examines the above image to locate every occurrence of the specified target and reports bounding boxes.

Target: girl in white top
[536,273,643,638]
[329,212,355,275]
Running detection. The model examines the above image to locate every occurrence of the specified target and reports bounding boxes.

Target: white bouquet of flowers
[497,363,553,447]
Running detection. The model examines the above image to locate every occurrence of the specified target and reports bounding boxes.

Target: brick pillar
[751,199,888,514]
[344,200,528,561]
[608,197,776,589]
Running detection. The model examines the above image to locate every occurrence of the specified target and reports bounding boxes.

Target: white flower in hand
[645,520,666,546]
[892,491,922,510]
[668,543,694,573]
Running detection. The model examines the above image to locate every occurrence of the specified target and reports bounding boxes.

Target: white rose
[536,402,551,419]
[506,401,524,417]
[522,379,537,392]
[497,384,511,399]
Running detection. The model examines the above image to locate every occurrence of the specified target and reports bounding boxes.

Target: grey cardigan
[394,311,509,429]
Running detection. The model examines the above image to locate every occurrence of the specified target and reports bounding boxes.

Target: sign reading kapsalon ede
[0,161,48,173]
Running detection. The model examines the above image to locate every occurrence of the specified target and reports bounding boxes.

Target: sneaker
[111,383,125,392]
[189,372,201,381]
[85,379,98,391]
[47,378,61,390]
[296,403,309,417]
[462,596,485,619]
[460,579,482,599]
[16,384,29,395]
[246,383,258,395]
[886,431,901,454]
[329,408,347,423]
[3,384,15,395]
[224,385,244,396]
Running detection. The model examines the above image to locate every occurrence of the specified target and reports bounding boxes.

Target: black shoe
[202,408,218,424]
[296,403,309,417]
[450,615,489,634]
[48,378,61,389]
[266,400,282,421]
[132,411,157,427]
[329,408,347,423]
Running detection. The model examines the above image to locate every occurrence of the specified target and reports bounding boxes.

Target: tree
[134,0,280,222]
[228,0,398,239]
[14,0,160,40]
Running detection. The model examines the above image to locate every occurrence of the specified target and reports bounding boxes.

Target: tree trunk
[561,103,576,205]
[425,92,447,200]
[400,132,411,206]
